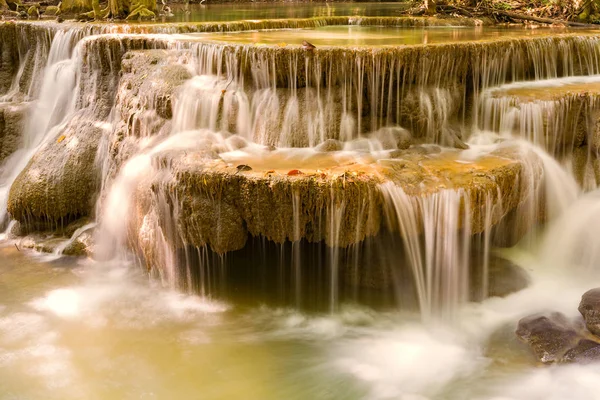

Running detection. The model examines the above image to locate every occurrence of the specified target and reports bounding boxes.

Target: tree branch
[493,9,598,27]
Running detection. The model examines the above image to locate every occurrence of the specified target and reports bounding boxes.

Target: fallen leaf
[277,42,287,47]
[287,169,303,176]
[57,135,66,143]
[237,164,252,171]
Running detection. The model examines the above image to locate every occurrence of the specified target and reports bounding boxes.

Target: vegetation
[411,0,600,23]
[0,0,156,19]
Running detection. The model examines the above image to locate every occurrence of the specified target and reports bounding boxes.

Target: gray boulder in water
[579,288,600,336]
[515,312,581,363]
[562,339,600,364]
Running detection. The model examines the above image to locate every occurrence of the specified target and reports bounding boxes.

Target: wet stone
[315,138,343,152]
[470,255,530,301]
[561,339,600,364]
[579,288,600,336]
[371,126,412,150]
[516,312,581,364]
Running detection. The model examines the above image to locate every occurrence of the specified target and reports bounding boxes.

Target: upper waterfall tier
[480,76,600,156]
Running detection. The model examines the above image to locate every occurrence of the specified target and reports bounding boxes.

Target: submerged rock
[470,254,530,301]
[516,312,581,363]
[579,288,600,336]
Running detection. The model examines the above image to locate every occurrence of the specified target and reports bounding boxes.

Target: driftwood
[492,9,598,28]
[437,4,474,17]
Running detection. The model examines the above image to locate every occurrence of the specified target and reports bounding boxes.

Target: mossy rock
[7,117,105,229]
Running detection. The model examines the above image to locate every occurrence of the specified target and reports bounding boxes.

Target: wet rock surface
[127,142,539,270]
[516,312,582,364]
[516,288,600,365]
[562,339,600,364]
[486,80,599,155]
[7,116,106,229]
[470,254,530,301]
[370,126,412,150]
[579,288,600,336]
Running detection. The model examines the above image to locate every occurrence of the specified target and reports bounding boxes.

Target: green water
[190,25,597,47]
[165,2,409,23]
[1,244,599,400]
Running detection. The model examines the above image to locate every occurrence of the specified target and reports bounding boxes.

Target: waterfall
[478,75,600,156]
[379,184,476,320]
[3,21,600,316]
[0,29,83,226]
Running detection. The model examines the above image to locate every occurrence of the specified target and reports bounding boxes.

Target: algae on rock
[8,116,106,230]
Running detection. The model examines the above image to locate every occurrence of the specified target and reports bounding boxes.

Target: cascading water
[0,29,82,226]
[0,21,598,314]
[5,15,600,399]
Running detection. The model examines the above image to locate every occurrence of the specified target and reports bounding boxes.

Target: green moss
[7,118,104,230]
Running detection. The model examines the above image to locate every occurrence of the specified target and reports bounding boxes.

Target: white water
[0,30,82,226]
[3,23,600,399]
[478,75,600,156]
[2,232,600,399]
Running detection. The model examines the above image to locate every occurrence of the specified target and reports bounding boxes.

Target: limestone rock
[43,5,60,15]
[516,312,581,363]
[119,50,193,125]
[63,231,94,257]
[579,288,600,336]
[470,255,530,301]
[0,23,18,95]
[371,126,412,150]
[315,139,343,152]
[7,117,106,229]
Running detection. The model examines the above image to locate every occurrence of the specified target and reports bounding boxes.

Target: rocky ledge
[483,77,600,155]
[128,140,540,273]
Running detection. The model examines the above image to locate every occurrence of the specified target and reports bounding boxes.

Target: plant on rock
[59,0,156,20]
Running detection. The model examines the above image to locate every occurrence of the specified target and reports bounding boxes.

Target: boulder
[7,116,106,230]
[579,288,600,336]
[562,339,600,364]
[516,312,581,363]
